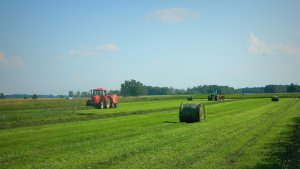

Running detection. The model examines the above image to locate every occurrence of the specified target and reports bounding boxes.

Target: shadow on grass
[163,121,179,124]
[254,117,300,169]
[76,113,96,116]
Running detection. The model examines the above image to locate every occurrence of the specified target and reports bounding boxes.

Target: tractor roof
[94,88,106,91]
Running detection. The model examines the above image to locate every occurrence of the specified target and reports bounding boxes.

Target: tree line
[263,83,300,93]
[186,85,237,94]
[1,81,300,99]
[119,80,300,97]
[1,94,53,99]
[120,79,186,97]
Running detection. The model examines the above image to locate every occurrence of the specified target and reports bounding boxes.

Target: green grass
[0,98,86,110]
[193,93,300,99]
[0,98,211,129]
[0,95,188,110]
[81,99,209,114]
[0,98,299,168]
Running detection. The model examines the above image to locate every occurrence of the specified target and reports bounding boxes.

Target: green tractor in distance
[208,93,219,101]
[208,90,224,101]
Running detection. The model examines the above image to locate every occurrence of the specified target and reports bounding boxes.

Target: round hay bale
[179,103,200,123]
[187,95,193,101]
[272,96,279,101]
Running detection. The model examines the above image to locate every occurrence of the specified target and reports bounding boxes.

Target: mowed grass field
[0,97,300,168]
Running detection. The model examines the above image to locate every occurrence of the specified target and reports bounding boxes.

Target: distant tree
[0,93,5,99]
[277,85,287,93]
[121,79,146,97]
[57,95,64,98]
[75,91,81,98]
[287,83,296,92]
[264,85,287,93]
[68,91,73,97]
[165,87,186,95]
[186,85,239,94]
[48,94,55,98]
[32,94,38,100]
[264,85,275,93]
[81,91,90,97]
[240,87,264,93]
[146,86,170,95]
[287,83,300,92]
[24,95,28,99]
[109,90,120,95]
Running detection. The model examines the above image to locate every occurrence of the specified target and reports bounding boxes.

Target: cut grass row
[1,93,299,111]
[0,95,188,111]
[0,98,299,168]
[0,99,217,129]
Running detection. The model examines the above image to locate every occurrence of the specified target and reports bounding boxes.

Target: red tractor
[86,88,118,109]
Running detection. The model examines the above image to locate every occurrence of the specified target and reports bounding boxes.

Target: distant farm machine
[208,90,224,101]
[86,88,118,109]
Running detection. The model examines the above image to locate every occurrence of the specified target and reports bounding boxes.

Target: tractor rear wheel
[96,102,103,109]
[109,97,113,108]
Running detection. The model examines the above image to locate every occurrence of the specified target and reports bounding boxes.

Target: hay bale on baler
[179,103,205,123]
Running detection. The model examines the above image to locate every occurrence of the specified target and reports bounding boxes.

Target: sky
[0,0,300,95]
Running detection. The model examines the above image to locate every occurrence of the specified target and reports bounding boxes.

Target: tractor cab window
[91,90,106,96]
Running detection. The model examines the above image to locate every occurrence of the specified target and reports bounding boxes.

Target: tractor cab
[90,88,107,97]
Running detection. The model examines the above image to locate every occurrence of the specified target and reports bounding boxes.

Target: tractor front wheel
[104,97,111,109]
[86,100,91,106]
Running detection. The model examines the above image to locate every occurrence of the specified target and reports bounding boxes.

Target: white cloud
[69,46,96,57]
[98,43,119,52]
[248,32,300,56]
[146,7,200,22]
[248,32,272,55]
[69,43,119,57]
[0,51,24,68]
[276,43,300,56]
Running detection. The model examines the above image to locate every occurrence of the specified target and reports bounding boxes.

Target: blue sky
[0,0,299,95]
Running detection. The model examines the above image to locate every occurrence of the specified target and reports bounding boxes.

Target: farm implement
[208,91,224,101]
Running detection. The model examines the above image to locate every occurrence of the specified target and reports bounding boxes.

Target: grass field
[0,98,211,129]
[0,97,300,168]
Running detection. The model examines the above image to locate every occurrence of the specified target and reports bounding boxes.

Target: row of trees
[119,80,300,97]
[264,83,300,93]
[68,91,90,98]
[120,80,240,96]
[239,87,264,93]
[120,80,146,97]
[1,94,49,99]
[186,85,237,94]
[1,82,300,98]
[239,84,300,93]
[120,79,187,97]
[146,86,185,95]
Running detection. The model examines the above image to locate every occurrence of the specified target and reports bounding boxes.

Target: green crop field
[0,97,300,168]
